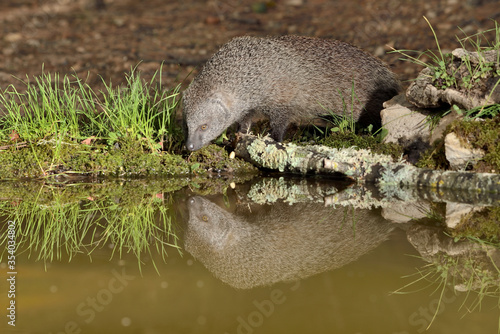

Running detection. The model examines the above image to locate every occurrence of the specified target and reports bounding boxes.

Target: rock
[374,45,386,58]
[407,224,472,257]
[382,201,430,223]
[381,94,431,145]
[4,32,23,43]
[381,94,459,163]
[445,202,479,228]
[284,0,304,5]
[406,48,500,110]
[444,132,485,170]
[407,224,500,292]
[452,48,499,65]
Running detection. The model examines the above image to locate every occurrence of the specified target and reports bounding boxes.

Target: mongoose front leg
[238,112,254,134]
[269,111,291,142]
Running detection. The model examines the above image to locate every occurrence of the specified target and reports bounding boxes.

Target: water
[0,176,499,334]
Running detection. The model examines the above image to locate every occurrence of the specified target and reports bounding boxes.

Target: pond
[1,176,499,334]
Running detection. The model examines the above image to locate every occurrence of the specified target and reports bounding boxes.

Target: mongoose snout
[182,35,401,151]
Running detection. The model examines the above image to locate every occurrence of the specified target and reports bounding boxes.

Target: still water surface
[0,176,498,334]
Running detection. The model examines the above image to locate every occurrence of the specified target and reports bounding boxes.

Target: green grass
[286,80,404,159]
[323,82,359,135]
[455,20,500,91]
[451,103,500,119]
[0,65,261,179]
[0,64,183,156]
[391,17,500,93]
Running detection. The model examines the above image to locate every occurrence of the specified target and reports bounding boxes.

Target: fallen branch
[234,134,500,194]
[0,141,28,150]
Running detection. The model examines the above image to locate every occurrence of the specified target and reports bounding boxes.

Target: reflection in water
[406,222,500,295]
[0,177,498,333]
[185,195,395,289]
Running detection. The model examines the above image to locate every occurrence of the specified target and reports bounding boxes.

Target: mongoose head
[183,91,235,151]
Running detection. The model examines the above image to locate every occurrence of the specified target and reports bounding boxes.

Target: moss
[415,138,449,170]
[188,144,258,176]
[0,143,59,179]
[0,136,194,179]
[415,113,500,171]
[0,133,261,179]
[451,207,500,244]
[93,139,191,177]
[317,132,404,161]
[450,117,500,172]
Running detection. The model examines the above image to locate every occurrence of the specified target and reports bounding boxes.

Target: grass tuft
[0,64,183,156]
[390,17,500,93]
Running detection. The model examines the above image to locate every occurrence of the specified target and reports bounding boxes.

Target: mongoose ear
[212,91,234,115]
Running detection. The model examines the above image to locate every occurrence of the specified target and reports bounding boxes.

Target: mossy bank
[0,68,257,180]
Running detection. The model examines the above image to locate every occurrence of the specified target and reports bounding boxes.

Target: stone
[381,94,462,163]
[445,202,483,229]
[4,32,23,43]
[444,132,485,170]
[382,201,430,223]
[381,94,431,145]
[381,94,434,163]
[284,0,304,5]
[406,48,500,110]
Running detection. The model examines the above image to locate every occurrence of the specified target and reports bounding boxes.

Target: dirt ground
[1,0,499,94]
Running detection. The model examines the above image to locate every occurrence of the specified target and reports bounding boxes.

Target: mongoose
[182,35,401,151]
[184,195,394,289]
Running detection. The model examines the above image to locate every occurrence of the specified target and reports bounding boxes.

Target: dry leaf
[81,136,96,145]
[9,130,20,141]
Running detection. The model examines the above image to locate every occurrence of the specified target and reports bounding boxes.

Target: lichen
[246,177,325,205]
[247,138,289,172]
[379,165,417,187]
[246,135,397,178]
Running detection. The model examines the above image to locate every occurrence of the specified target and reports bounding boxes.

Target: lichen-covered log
[237,176,499,210]
[234,134,394,178]
[234,134,500,194]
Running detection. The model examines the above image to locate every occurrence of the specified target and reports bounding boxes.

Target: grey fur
[183,35,401,151]
[184,195,395,289]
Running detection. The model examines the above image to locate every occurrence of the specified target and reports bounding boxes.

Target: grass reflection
[0,181,182,271]
[394,246,500,332]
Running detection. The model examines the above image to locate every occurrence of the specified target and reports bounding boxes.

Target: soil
[1,0,499,95]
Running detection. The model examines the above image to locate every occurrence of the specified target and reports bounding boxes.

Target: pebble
[4,32,23,43]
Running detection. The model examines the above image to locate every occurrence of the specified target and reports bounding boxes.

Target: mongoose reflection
[184,196,395,289]
[183,35,401,151]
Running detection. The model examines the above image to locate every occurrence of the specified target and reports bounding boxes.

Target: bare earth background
[1,0,499,94]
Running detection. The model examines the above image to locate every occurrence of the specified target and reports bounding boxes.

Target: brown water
[1,177,499,334]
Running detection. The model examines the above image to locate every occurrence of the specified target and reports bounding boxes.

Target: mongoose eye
[200,124,208,131]
[202,215,209,222]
